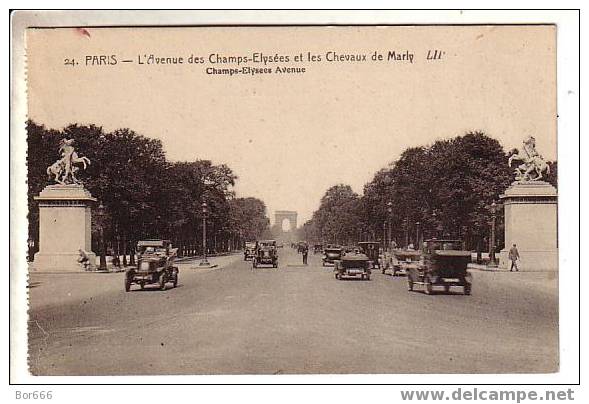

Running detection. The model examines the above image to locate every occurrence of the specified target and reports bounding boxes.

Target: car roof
[341,253,369,261]
[137,240,170,247]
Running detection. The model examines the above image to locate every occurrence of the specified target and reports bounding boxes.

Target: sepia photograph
[10,10,579,385]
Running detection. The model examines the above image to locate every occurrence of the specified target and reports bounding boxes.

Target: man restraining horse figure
[47,138,91,185]
[508,135,550,182]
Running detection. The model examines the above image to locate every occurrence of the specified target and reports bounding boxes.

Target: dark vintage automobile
[322,247,343,266]
[253,240,278,268]
[407,239,472,295]
[125,239,178,292]
[244,241,257,261]
[357,241,381,269]
[334,253,371,280]
[387,248,422,276]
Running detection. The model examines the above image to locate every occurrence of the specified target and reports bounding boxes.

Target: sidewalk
[468,263,507,272]
[28,251,244,274]
[175,252,243,271]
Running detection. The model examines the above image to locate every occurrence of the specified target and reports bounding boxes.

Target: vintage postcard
[11,11,577,385]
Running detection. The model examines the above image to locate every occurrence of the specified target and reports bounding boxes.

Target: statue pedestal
[32,185,97,272]
[498,181,558,271]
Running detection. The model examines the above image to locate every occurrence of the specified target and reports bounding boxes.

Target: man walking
[508,243,520,272]
[302,244,309,265]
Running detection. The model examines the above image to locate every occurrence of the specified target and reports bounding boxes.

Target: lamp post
[404,216,409,248]
[199,201,210,266]
[387,201,393,251]
[415,221,421,249]
[432,211,443,239]
[488,201,498,267]
[97,203,107,271]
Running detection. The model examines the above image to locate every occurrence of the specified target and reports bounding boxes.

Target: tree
[26,120,269,261]
[357,132,516,250]
[228,197,271,243]
[311,184,361,245]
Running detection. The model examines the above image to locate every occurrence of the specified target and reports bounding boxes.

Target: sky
[27,26,557,225]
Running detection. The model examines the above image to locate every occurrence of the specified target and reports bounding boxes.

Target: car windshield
[427,241,462,251]
[141,247,166,254]
[442,242,462,250]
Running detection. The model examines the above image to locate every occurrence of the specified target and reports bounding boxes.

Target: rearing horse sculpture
[46,138,91,185]
[507,136,550,182]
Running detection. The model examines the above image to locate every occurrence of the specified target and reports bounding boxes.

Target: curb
[189,264,219,270]
[29,269,125,275]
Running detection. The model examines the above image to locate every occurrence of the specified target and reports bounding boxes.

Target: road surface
[28,248,558,375]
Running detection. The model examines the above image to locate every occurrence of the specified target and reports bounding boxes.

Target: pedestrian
[302,245,308,265]
[508,243,520,272]
[78,248,90,270]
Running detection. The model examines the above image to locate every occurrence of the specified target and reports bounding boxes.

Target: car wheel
[173,274,178,288]
[335,273,339,279]
[140,282,145,290]
[124,277,131,292]
[464,283,472,295]
[444,285,450,293]
[424,275,433,295]
[159,275,166,291]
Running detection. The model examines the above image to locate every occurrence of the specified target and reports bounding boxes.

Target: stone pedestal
[498,181,558,271]
[33,185,97,272]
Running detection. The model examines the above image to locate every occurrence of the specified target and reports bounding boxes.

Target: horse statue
[46,138,91,185]
[507,136,550,182]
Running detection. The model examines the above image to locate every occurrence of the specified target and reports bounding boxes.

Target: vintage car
[125,239,178,292]
[244,241,257,261]
[253,240,278,268]
[407,239,472,295]
[357,241,381,269]
[313,244,323,254]
[322,247,343,266]
[387,248,422,276]
[334,253,371,280]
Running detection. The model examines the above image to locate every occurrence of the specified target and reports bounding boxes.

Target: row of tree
[298,132,557,253]
[27,120,271,263]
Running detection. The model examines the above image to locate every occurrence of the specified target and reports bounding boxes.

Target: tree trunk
[129,241,136,265]
[122,237,128,267]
